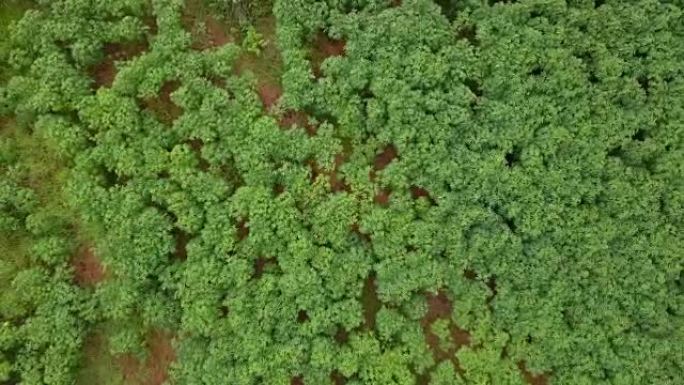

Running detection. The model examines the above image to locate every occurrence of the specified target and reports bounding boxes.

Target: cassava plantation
[0,0,682,384]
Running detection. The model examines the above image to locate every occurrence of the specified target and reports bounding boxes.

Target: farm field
[0,1,682,385]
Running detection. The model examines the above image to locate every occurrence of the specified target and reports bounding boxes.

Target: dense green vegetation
[0,0,682,384]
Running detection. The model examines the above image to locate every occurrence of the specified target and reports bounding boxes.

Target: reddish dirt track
[421,291,471,373]
[374,189,391,206]
[89,42,148,88]
[410,186,431,200]
[518,362,550,385]
[361,275,381,330]
[279,110,317,136]
[374,144,398,171]
[204,15,232,47]
[118,330,176,385]
[311,32,346,77]
[72,247,106,287]
[142,81,183,125]
[257,83,282,109]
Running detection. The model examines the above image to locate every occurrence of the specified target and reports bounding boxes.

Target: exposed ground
[89,42,148,88]
[118,330,176,385]
[72,247,107,287]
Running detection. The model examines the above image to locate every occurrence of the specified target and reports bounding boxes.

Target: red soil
[374,189,392,206]
[142,81,183,125]
[278,110,317,136]
[351,223,371,243]
[185,138,209,171]
[257,82,282,109]
[118,330,176,385]
[374,144,398,171]
[410,186,431,200]
[291,376,305,385]
[361,275,381,330]
[308,156,350,192]
[237,219,250,240]
[182,2,234,50]
[173,229,190,261]
[72,247,106,287]
[311,32,346,77]
[421,291,471,373]
[89,42,148,88]
[331,370,347,385]
[314,33,346,57]
[334,327,349,344]
[253,256,277,279]
[204,15,233,47]
[518,361,550,385]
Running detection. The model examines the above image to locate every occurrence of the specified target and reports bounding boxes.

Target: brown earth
[204,15,233,48]
[410,186,434,203]
[330,370,347,385]
[141,81,183,125]
[256,83,282,109]
[374,189,392,206]
[237,219,250,241]
[370,144,398,181]
[307,155,350,193]
[278,110,318,136]
[518,361,550,385]
[72,247,106,287]
[421,291,471,373]
[361,274,382,330]
[118,330,176,385]
[182,1,234,50]
[253,256,277,279]
[89,42,148,88]
[185,138,210,171]
[172,228,190,261]
[310,32,346,77]
[351,223,371,243]
[374,144,398,171]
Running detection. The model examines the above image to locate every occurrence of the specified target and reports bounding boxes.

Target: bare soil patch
[141,81,182,125]
[278,110,317,136]
[374,189,391,206]
[331,370,346,385]
[310,32,346,77]
[421,291,471,373]
[118,330,176,385]
[185,138,209,171]
[518,361,550,385]
[374,144,398,171]
[307,156,350,192]
[253,256,277,279]
[410,186,436,206]
[256,82,282,109]
[182,0,235,50]
[237,219,250,240]
[72,247,106,287]
[172,228,190,261]
[89,42,148,88]
[361,274,381,330]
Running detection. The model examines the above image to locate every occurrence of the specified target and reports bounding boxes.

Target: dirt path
[72,247,106,287]
[118,330,176,385]
[310,32,346,77]
[89,42,148,88]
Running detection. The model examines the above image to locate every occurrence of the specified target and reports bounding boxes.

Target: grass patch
[0,0,33,82]
[76,331,125,385]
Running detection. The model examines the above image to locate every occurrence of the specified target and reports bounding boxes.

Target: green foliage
[1,0,683,384]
